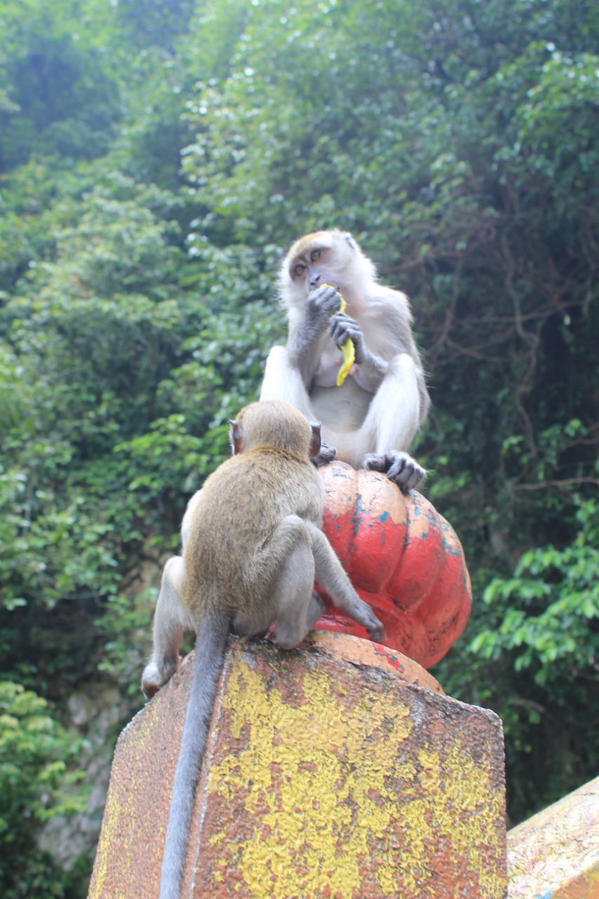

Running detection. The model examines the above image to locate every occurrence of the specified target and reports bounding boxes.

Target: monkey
[141,400,383,899]
[259,229,431,491]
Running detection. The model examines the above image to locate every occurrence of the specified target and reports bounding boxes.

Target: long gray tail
[159,613,229,899]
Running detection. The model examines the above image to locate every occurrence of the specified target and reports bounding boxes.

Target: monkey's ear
[229,420,244,455]
[309,422,322,458]
[344,233,356,250]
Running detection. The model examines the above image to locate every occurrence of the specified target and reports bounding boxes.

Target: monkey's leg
[236,514,317,650]
[364,354,422,451]
[306,522,384,641]
[359,354,427,491]
[180,488,203,549]
[271,531,317,649]
[141,556,190,699]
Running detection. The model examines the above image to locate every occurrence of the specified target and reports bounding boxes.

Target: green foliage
[115,0,195,51]
[438,498,599,818]
[0,476,120,612]
[98,590,157,693]
[473,498,599,682]
[0,682,85,897]
[0,682,83,826]
[0,0,121,170]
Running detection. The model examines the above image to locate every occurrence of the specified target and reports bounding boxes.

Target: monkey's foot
[357,601,384,643]
[141,659,178,700]
[311,441,337,467]
[363,451,426,493]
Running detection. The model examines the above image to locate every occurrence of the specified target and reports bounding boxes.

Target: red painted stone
[314,461,472,668]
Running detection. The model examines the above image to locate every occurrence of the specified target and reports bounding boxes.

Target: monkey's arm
[306,521,383,641]
[288,285,343,385]
[141,556,190,698]
[330,286,429,399]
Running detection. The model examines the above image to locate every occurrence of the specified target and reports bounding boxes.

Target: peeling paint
[314,461,472,668]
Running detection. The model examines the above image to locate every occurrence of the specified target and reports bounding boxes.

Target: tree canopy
[1,0,598,893]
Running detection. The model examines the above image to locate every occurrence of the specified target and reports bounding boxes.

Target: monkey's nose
[309,272,321,288]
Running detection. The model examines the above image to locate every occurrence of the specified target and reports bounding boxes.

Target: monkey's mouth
[310,282,339,293]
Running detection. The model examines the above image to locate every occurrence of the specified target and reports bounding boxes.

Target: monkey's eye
[310,248,322,262]
[293,263,306,277]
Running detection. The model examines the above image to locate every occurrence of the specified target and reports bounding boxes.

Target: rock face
[37,682,138,870]
[36,564,159,875]
[90,632,507,898]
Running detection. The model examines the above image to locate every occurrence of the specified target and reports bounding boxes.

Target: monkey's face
[280,230,358,305]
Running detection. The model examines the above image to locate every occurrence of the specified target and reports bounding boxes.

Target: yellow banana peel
[335,293,355,387]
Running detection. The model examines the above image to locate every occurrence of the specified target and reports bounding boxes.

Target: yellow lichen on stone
[207,659,409,896]
[88,790,116,899]
[402,742,506,896]
[88,640,505,898]
[202,653,504,897]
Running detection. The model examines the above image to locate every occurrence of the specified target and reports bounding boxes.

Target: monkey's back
[182,448,323,614]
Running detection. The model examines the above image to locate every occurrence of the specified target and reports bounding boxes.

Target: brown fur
[182,402,322,619]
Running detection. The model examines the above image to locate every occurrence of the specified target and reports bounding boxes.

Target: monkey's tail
[158,611,229,899]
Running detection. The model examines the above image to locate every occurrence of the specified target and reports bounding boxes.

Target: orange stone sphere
[314,461,472,668]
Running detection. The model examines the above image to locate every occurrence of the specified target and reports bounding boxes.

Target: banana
[334,293,355,387]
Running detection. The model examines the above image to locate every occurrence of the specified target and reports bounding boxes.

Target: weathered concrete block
[508,775,599,898]
[89,633,506,898]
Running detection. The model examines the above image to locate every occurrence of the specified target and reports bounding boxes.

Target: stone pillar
[89,633,506,898]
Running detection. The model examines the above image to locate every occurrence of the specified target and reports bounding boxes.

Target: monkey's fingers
[308,284,344,319]
[321,283,346,316]
[310,440,337,467]
[364,451,427,493]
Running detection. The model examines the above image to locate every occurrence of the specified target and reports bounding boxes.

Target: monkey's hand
[307,284,345,325]
[289,285,344,380]
[310,440,337,468]
[363,450,427,493]
[330,312,367,365]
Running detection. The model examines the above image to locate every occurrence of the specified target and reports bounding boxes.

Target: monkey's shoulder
[361,285,412,321]
[359,286,417,355]
[200,449,321,504]
[186,450,323,561]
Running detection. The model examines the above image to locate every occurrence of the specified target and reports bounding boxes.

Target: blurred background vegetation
[0,0,598,894]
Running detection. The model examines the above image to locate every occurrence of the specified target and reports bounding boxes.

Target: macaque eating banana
[260,229,431,492]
